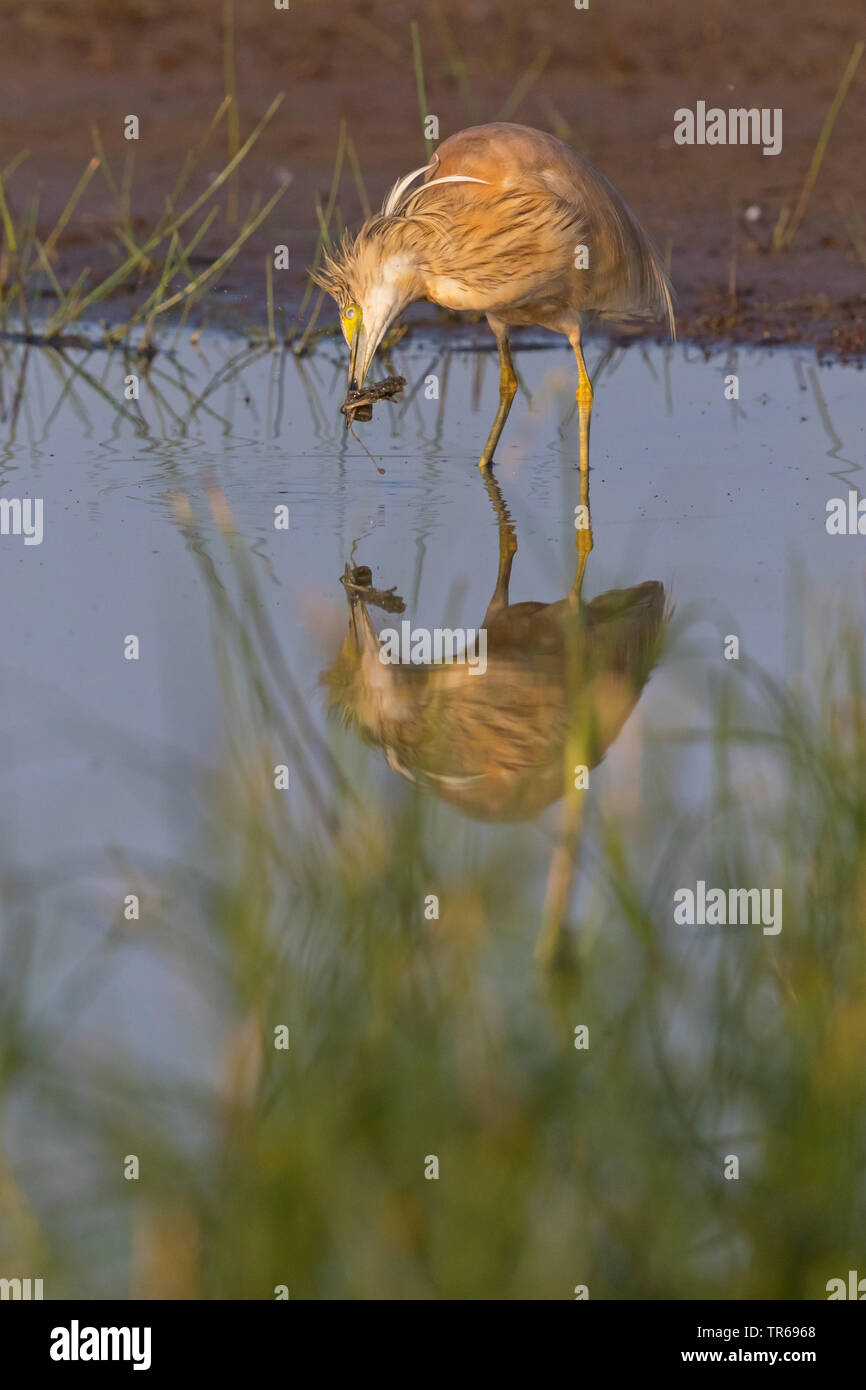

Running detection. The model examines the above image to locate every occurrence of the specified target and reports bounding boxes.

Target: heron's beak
[347,593,379,650]
[348,315,390,391]
[347,326,364,391]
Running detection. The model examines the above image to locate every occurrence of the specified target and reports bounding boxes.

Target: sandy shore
[0,0,863,357]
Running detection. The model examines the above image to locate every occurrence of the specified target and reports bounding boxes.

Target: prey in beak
[341,374,407,426]
[341,303,406,426]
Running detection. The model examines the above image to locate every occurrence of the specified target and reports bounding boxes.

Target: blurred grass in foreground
[1,493,865,1300]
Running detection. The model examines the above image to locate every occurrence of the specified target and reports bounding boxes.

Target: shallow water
[0,330,862,1062]
[2,331,862,826]
[1,327,864,1296]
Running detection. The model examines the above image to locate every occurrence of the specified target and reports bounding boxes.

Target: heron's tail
[630,215,676,341]
[650,255,677,342]
[616,194,677,340]
[595,196,677,340]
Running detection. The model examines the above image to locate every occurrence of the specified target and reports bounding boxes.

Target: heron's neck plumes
[315,217,432,313]
[312,154,488,309]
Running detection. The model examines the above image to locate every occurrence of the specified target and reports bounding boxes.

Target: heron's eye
[341,304,362,343]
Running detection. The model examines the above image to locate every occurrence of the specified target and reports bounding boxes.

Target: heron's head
[311,155,489,390]
[313,231,422,389]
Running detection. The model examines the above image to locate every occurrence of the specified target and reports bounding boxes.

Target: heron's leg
[480,468,517,621]
[535,333,597,966]
[478,318,517,470]
[568,328,594,596]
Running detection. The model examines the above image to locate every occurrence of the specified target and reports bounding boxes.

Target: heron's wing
[404,177,583,314]
[415,122,674,330]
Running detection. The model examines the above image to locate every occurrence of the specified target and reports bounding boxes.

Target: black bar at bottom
[0,1298,860,1374]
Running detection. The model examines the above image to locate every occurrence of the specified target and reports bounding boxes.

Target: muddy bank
[0,0,863,357]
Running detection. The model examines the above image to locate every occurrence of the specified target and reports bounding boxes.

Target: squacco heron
[314,121,675,473]
[322,471,667,823]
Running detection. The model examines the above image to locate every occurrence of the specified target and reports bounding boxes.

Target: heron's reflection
[323,473,667,824]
